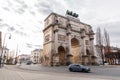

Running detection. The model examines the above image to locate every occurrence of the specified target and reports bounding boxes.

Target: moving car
[68,64,90,72]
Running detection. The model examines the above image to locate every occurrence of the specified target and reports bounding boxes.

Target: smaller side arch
[58,46,66,65]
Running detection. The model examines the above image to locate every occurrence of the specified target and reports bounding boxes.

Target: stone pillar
[90,35,95,64]
[0,32,1,48]
[81,31,86,65]
[90,39,94,55]
[68,33,72,55]
[66,24,72,55]
[54,25,59,54]
[79,38,82,64]
[53,25,59,66]
[83,38,86,55]
[81,31,86,55]
[66,24,72,65]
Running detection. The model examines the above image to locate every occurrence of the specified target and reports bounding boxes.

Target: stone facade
[0,32,1,48]
[42,12,96,66]
[31,49,43,64]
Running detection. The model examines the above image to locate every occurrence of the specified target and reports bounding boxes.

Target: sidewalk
[0,68,24,80]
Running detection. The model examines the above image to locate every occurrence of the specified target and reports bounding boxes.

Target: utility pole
[15,44,18,64]
[0,33,11,67]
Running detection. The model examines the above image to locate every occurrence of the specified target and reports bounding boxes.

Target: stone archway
[58,46,66,65]
[86,49,91,65]
[71,38,81,63]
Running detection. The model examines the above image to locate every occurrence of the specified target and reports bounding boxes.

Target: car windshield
[79,64,83,67]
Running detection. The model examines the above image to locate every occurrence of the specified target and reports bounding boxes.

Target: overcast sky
[0,0,120,54]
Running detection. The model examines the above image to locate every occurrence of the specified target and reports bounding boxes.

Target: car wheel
[86,70,90,73]
[84,69,90,73]
[69,68,73,72]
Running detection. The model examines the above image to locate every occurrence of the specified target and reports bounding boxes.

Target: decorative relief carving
[46,19,49,25]
[71,35,74,38]
[59,18,63,24]
[58,34,66,41]
[45,34,50,42]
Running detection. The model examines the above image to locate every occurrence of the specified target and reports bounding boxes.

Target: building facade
[104,46,120,65]
[6,50,15,64]
[42,12,96,66]
[18,54,30,63]
[31,49,43,64]
[0,32,1,48]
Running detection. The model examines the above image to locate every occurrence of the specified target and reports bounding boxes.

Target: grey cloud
[16,24,23,30]
[7,27,15,31]
[15,30,28,36]
[5,0,28,14]
[26,43,33,48]
[98,21,120,34]
[15,0,25,4]
[2,7,10,11]
[0,22,27,37]
[6,26,28,36]
[0,19,2,21]
[14,0,28,9]
[0,23,10,28]
[29,10,36,16]
[34,45,41,47]
[3,24,28,36]
[26,43,42,48]
[94,21,120,47]
[32,30,43,33]
[13,8,25,14]
[38,8,52,15]
[35,1,53,15]
[6,0,13,6]
[65,0,89,10]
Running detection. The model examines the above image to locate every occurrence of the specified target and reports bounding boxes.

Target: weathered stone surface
[43,12,96,66]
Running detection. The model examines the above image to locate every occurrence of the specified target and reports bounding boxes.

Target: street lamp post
[0,33,11,68]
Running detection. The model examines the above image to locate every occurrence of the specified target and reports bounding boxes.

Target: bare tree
[96,27,104,65]
[104,29,110,52]
[103,29,111,64]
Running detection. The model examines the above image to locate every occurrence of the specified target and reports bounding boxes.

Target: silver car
[68,64,91,72]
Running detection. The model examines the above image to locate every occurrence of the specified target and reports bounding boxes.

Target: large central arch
[58,46,66,65]
[71,38,81,63]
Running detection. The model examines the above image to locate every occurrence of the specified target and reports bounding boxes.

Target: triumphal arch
[42,11,96,66]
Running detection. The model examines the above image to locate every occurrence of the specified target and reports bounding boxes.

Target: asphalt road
[4,65,120,80]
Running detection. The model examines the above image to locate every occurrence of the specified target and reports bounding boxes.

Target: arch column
[68,33,72,55]
[54,25,59,54]
[81,31,86,55]
[81,31,86,65]
[66,23,72,65]
[90,38,94,55]
[52,25,59,66]
[66,33,72,65]
[90,35,95,65]
[78,37,82,64]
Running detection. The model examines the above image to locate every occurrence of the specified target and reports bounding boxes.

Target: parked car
[26,61,32,65]
[68,64,90,72]
[32,62,37,64]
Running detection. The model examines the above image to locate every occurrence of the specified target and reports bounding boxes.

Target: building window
[85,40,89,45]
[58,34,66,41]
[45,34,50,42]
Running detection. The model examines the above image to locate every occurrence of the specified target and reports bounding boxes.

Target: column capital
[66,32,71,35]
[54,29,58,33]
